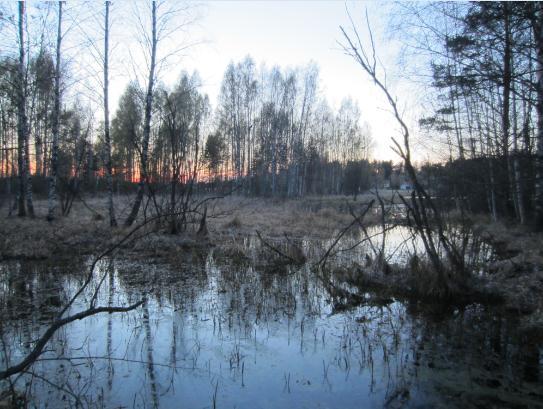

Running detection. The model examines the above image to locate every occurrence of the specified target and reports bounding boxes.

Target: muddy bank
[0,217,112,260]
[475,222,543,335]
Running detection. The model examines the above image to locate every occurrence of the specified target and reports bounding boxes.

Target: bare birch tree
[16,2,34,217]
[47,1,63,222]
[103,0,117,227]
[124,0,197,226]
[124,1,157,227]
[533,2,543,231]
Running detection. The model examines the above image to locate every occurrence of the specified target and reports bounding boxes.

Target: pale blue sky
[103,1,422,161]
[184,1,402,160]
[3,0,423,160]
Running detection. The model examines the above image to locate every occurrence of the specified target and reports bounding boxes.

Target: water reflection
[0,233,541,408]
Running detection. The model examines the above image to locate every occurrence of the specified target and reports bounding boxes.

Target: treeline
[0,59,374,196]
[402,2,543,225]
[2,1,543,228]
[209,58,372,196]
[0,55,374,200]
[0,1,374,227]
[112,59,373,197]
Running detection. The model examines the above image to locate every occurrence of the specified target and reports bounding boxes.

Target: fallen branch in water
[256,230,304,264]
[0,301,143,380]
[0,209,192,381]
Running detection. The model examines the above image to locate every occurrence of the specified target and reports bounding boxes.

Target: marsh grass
[3,193,540,322]
[0,193,381,260]
[208,195,382,239]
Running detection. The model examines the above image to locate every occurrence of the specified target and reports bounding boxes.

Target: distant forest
[0,2,542,228]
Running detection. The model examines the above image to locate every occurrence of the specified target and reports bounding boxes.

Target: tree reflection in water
[0,233,541,408]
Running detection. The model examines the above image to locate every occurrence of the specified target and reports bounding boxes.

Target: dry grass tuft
[223,216,242,229]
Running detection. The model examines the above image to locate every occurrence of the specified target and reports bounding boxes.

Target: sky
[188,1,406,161]
[104,0,418,162]
[0,1,433,161]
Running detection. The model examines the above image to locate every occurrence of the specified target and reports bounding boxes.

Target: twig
[256,230,299,264]
[316,200,374,268]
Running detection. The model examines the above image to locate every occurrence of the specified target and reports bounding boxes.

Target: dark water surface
[1,229,542,408]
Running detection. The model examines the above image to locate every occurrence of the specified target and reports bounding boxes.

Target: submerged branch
[256,230,303,264]
[0,301,144,380]
[316,200,374,269]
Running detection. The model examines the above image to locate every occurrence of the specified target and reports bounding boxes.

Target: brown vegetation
[475,221,543,332]
[209,194,387,239]
[0,194,383,260]
[2,194,543,337]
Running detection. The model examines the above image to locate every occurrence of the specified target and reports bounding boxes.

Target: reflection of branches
[256,230,301,264]
[0,208,199,381]
[0,302,143,380]
[107,261,114,391]
[35,356,198,370]
[1,195,234,381]
[347,189,397,262]
[332,223,399,256]
[23,370,82,407]
[143,300,159,409]
[384,229,417,264]
[0,320,18,401]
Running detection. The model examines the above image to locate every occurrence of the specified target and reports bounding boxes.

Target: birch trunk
[104,1,117,227]
[16,2,29,217]
[17,2,34,217]
[125,1,157,226]
[534,3,543,230]
[47,1,63,222]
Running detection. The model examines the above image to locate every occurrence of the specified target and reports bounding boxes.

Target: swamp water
[1,226,542,408]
